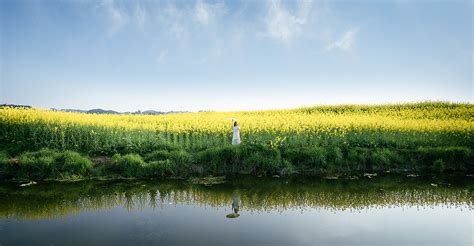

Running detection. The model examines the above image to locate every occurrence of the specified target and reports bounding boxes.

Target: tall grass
[1,148,92,179]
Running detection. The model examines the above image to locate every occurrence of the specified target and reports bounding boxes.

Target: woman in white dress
[232,121,241,145]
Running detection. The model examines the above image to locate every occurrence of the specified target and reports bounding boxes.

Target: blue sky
[1,0,472,111]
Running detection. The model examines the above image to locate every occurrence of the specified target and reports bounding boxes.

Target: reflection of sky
[0,204,471,245]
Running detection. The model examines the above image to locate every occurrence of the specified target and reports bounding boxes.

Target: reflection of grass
[0,175,472,220]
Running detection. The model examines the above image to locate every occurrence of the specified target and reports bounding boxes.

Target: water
[0,175,472,245]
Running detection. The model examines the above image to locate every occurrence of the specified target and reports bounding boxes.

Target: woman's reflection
[226,193,241,218]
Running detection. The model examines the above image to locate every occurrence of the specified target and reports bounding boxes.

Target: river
[0,174,472,245]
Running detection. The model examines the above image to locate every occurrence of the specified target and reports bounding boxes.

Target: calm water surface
[0,175,472,246]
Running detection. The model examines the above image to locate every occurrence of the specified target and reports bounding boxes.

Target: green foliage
[433,159,445,173]
[145,150,171,162]
[416,146,472,170]
[327,147,344,171]
[18,149,58,178]
[283,147,327,169]
[141,160,176,177]
[0,151,10,164]
[169,150,191,166]
[196,146,241,173]
[14,148,92,179]
[1,143,473,180]
[113,153,146,177]
[113,152,184,178]
[347,147,370,170]
[241,144,288,175]
[0,151,12,177]
[55,151,93,177]
[370,149,397,170]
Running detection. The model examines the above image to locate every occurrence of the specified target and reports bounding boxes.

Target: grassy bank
[0,102,473,179]
[0,144,472,180]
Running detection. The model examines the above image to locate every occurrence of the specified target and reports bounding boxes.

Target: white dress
[232,126,241,145]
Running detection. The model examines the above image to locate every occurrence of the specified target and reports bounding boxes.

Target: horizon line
[1,100,472,114]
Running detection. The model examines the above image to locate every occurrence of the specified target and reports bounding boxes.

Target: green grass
[1,148,92,180]
[0,144,472,180]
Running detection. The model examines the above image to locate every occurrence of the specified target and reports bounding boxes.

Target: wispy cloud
[326,28,359,52]
[160,3,189,41]
[156,50,168,64]
[134,3,146,28]
[97,0,352,58]
[194,0,226,25]
[101,0,128,36]
[262,0,313,43]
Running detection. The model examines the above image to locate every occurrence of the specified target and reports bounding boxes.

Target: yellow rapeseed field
[1,103,472,135]
[1,102,472,154]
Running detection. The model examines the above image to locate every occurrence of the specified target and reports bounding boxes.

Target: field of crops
[0,102,473,178]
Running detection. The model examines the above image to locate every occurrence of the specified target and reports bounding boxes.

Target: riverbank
[1,144,472,181]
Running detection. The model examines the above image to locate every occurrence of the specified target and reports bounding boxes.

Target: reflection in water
[0,175,472,220]
[226,193,241,218]
[232,193,241,214]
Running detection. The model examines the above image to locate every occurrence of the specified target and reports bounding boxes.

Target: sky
[0,0,472,112]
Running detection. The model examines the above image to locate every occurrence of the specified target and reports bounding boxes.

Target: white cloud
[263,0,313,43]
[134,3,146,28]
[194,0,226,26]
[326,28,359,52]
[195,1,211,25]
[160,3,189,41]
[101,0,128,36]
[156,50,168,64]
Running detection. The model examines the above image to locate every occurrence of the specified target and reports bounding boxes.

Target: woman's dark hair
[234,121,238,127]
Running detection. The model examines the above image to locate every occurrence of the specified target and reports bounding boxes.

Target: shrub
[0,151,12,177]
[15,148,92,179]
[416,146,472,170]
[138,140,179,155]
[347,147,370,171]
[433,159,445,173]
[142,160,176,177]
[56,151,93,177]
[145,150,171,162]
[327,147,344,171]
[241,144,286,175]
[283,147,327,169]
[370,148,396,170]
[18,148,58,178]
[0,151,9,166]
[169,150,191,166]
[113,153,145,177]
[196,146,241,173]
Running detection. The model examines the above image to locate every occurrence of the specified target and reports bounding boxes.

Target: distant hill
[2,104,187,115]
[87,109,120,114]
[56,108,187,115]
[0,104,32,108]
[60,109,88,113]
[141,110,166,115]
